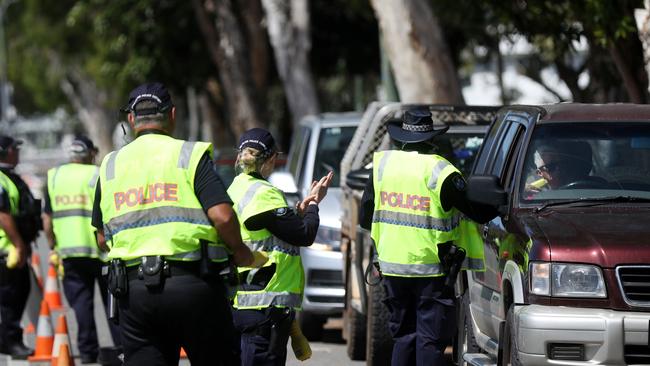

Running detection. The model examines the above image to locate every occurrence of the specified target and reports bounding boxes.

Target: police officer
[91,82,265,366]
[43,135,121,364]
[0,135,39,359]
[228,128,332,366]
[359,109,495,366]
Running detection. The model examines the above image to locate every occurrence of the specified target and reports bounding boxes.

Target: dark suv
[460,103,650,366]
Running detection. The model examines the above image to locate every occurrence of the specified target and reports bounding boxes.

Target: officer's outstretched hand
[308,171,334,204]
[249,251,269,268]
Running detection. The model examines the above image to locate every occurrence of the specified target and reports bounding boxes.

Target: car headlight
[311,226,340,251]
[530,262,606,298]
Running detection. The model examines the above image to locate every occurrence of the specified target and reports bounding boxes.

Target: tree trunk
[187,86,200,141]
[608,40,647,103]
[370,0,464,104]
[635,0,650,96]
[203,78,233,149]
[261,0,320,126]
[237,0,271,92]
[192,0,263,138]
[53,60,114,158]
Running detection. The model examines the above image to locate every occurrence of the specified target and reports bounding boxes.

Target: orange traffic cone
[44,263,64,311]
[54,343,75,366]
[24,321,35,334]
[28,300,54,362]
[31,252,44,290]
[51,314,73,366]
[180,347,187,358]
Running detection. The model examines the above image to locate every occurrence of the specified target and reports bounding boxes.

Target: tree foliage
[8,0,214,114]
[6,0,649,129]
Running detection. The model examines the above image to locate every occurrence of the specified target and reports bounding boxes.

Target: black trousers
[0,264,30,346]
[382,276,456,366]
[233,308,294,366]
[119,272,238,366]
[61,257,122,358]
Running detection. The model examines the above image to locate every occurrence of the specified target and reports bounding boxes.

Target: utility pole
[0,0,17,130]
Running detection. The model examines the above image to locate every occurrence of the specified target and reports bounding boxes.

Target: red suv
[460,104,650,366]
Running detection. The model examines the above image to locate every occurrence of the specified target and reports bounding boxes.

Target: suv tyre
[344,257,367,360]
[365,282,393,366]
[501,304,522,366]
[454,290,479,365]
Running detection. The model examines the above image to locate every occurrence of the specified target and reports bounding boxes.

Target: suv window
[491,122,523,179]
[288,126,310,180]
[313,126,356,187]
[521,122,650,201]
[474,116,505,174]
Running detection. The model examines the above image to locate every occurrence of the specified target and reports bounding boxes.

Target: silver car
[269,112,360,340]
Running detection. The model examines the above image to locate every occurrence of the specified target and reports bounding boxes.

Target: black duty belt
[126,260,201,281]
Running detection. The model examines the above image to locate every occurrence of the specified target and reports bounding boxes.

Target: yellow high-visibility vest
[228,173,304,310]
[0,171,19,253]
[370,150,484,277]
[99,134,228,264]
[47,163,101,259]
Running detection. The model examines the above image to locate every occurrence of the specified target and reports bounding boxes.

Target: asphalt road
[1,238,449,365]
[0,238,364,366]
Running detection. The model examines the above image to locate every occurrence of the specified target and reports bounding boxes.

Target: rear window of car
[521,122,650,202]
[313,126,357,187]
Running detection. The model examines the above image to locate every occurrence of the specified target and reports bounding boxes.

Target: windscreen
[313,126,357,187]
[521,122,650,202]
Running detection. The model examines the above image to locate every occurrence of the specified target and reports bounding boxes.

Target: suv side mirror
[346,168,370,190]
[467,175,507,207]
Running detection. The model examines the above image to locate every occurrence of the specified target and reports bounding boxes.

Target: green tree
[488,0,647,103]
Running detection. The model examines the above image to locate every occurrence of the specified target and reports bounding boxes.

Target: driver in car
[525,141,595,193]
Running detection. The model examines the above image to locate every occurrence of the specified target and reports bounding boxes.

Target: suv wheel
[501,304,522,366]
[454,291,479,365]
[365,283,393,366]
[344,260,366,360]
[298,311,325,341]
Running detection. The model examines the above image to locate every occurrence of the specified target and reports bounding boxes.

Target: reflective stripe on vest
[99,135,224,261]
[52,209,92,219]
[372,210,461,231]
[59,247,96,257]
[379,260,444,276]
[228,173,303,310]
[244,237,300,256]
[236,292,302,308]
[380,257,484,275]
[104,206,211,239]
[427,160,451,190]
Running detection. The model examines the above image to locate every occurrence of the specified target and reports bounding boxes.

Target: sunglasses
[537,162,561,174]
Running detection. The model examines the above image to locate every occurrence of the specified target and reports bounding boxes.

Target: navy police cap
[238,128,277,155]
[122,82,173,116]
